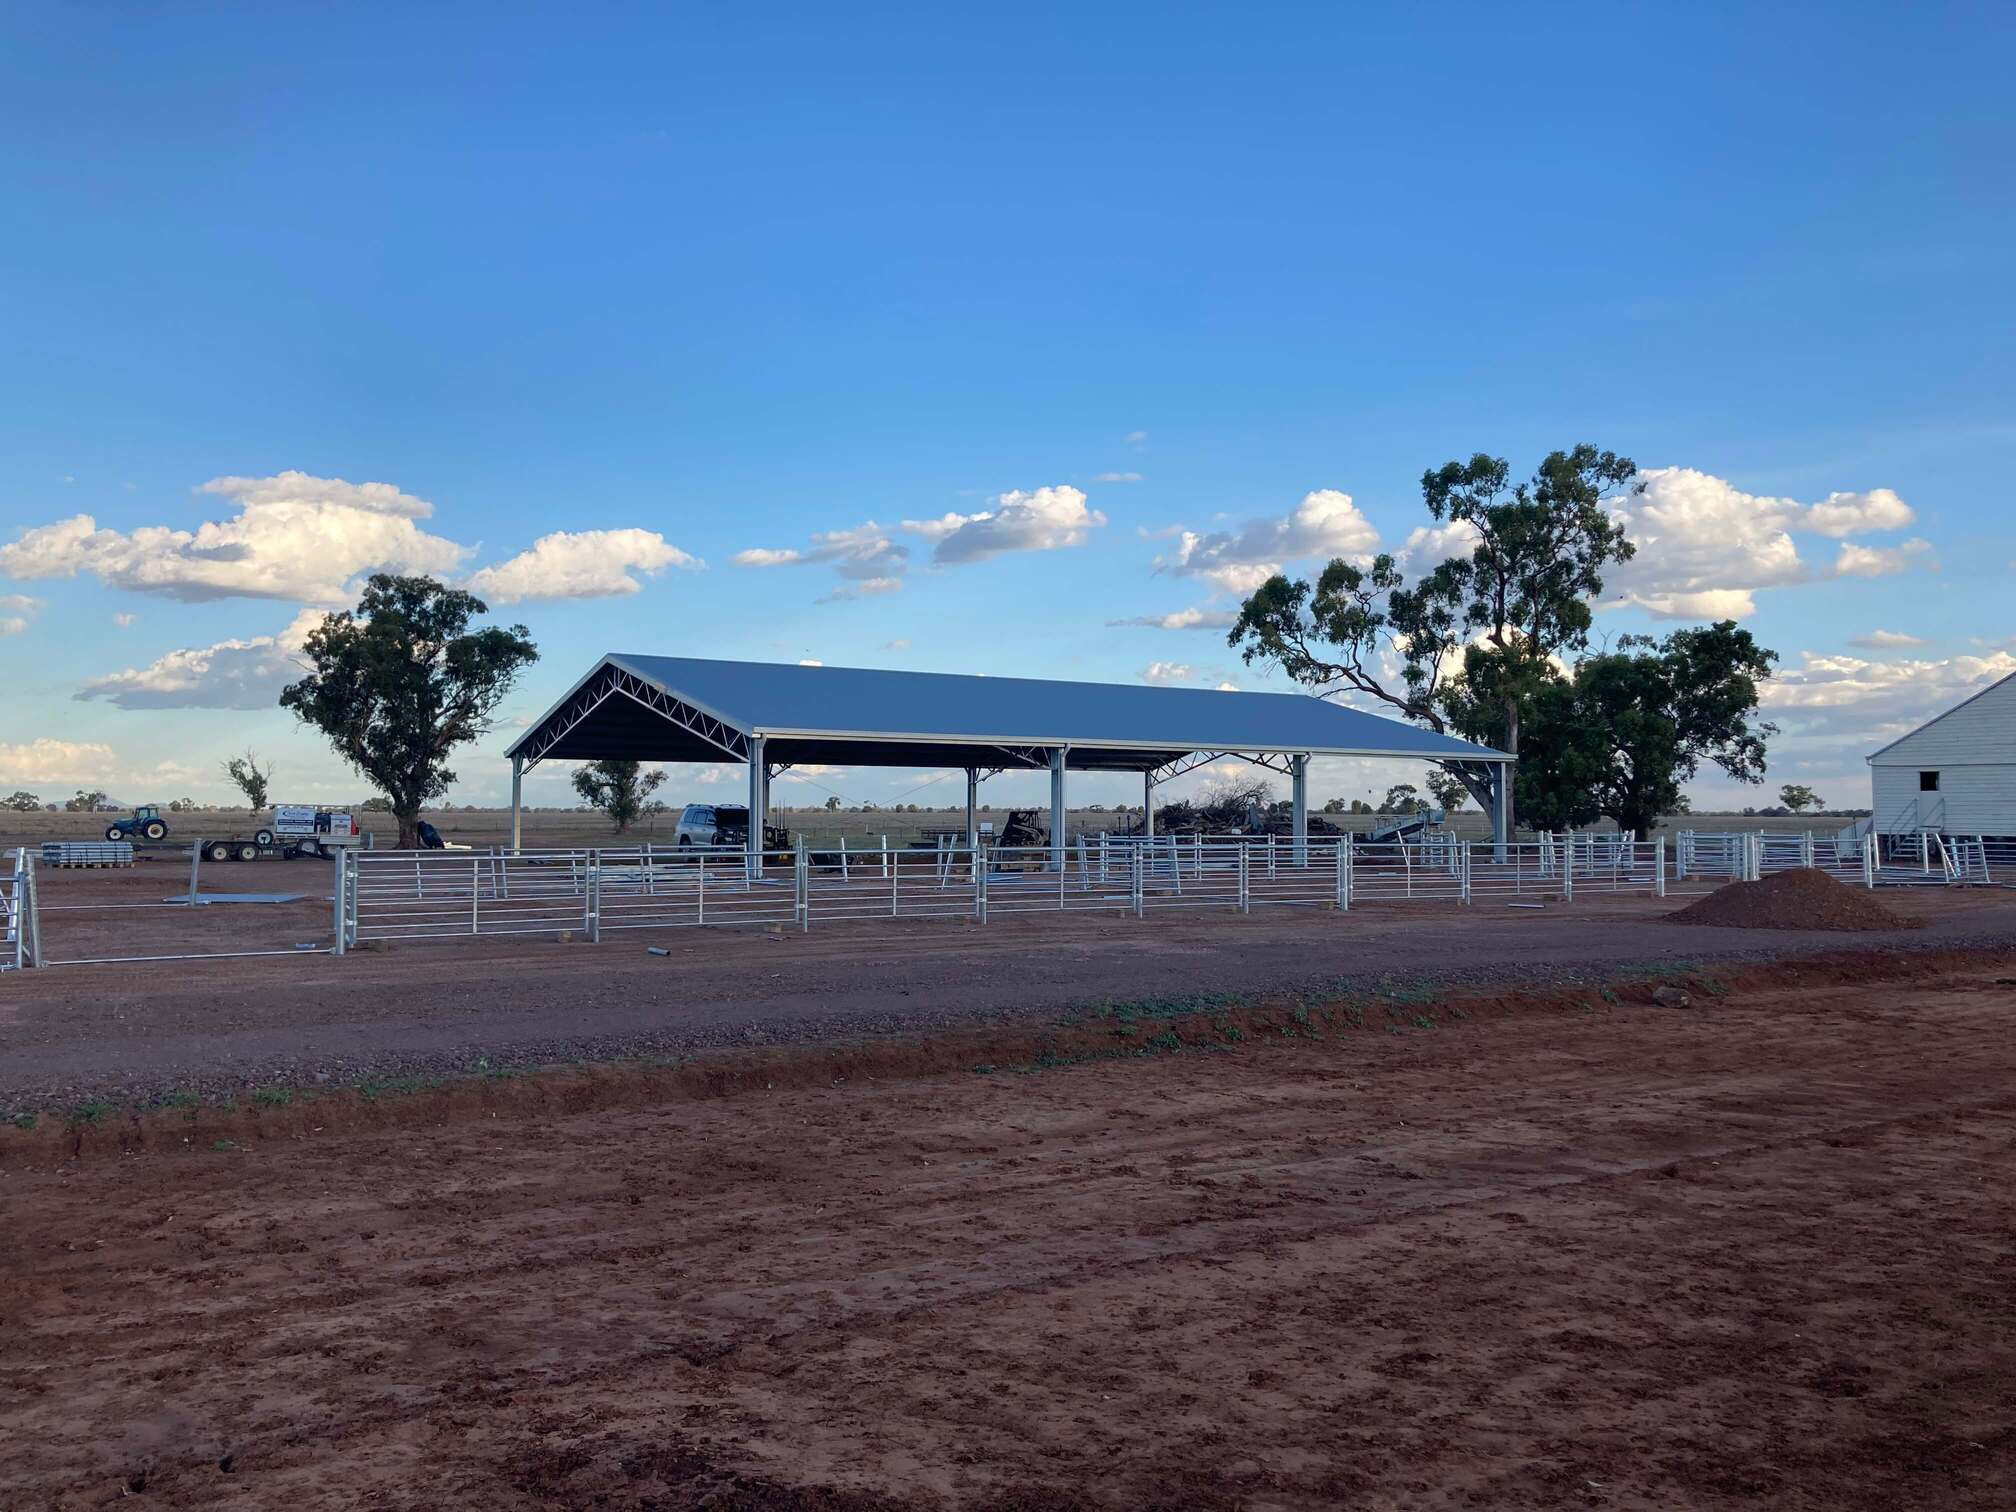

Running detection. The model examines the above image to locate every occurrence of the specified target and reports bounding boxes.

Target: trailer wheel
[236,843,259,863]
[254,828,276,848]
[207,842,232,863]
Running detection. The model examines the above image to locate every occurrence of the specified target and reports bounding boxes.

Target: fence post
[1337,836,1351,912]
[796,841,810,932]
[1863,836,1877,889]
[1562,843,1574,904]
[698,848,706,925]
[1238,842,1250,913]
[1654,837,1666,897]
[587,850,601,943]
[472,854,481,935]
[1801,830,1815,869]
[975,846,989,924]
[1459,841,1471,905]
[332,847,348,956]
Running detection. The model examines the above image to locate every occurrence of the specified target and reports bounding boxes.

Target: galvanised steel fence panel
[1348,837,1465,902]
[3,848,36,970]
[598,848,800,932]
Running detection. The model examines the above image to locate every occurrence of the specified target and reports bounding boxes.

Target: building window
[1919,771,1940,793]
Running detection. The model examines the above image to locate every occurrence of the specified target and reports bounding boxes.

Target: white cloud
[1124,430,1148,445]
[1397,519,1483,570]
[0,738,118,785]
[1142,661,1195,683]
[465,528,698,604]
[112,612,136,628]
[76,608,322,710]
[1832,538,1931,579]
[1097,472,1143,484]
[1848,629,1928,650]
[880,638,911,651]
[0,593,41,636]
[733,521,909,598]
[1215,681,1239,692]
[1107,607,1238,631]
[1156,489,1378,593]
[1603,468,1925,620]
[798,659,824,667]
[817,576,902,603]
[0,471,470,604]
[1804,488,1915,538]
[903,485,1106,565]
[1764,648,2016,742]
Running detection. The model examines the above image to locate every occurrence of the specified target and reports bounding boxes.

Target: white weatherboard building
[1866,670,2016,838]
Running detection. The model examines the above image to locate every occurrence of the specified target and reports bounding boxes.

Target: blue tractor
[104,804,170,843]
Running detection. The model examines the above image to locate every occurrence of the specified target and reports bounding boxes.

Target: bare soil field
[4,862,2012,1113]
[4,950,2013,1509]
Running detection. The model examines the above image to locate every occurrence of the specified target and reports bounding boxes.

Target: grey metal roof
[508,654,1511,773]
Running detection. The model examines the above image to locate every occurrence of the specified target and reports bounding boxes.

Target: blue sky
[3,3,2012,814]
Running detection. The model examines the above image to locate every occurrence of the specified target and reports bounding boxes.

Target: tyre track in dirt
[4,967,2014,1508]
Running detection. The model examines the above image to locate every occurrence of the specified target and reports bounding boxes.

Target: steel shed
[505,654,1515,866]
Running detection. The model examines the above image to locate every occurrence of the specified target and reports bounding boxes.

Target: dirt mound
[1668,868,1920,932]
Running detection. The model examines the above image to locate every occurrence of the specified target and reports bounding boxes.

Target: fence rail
[5,825,2002,969]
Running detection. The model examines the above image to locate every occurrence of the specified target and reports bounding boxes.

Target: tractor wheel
[207,842,231,863]
[142,821,167,841]
[105,825,122,842]
[236,843,259,863]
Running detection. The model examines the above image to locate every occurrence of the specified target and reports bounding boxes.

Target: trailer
[117,808,365,864]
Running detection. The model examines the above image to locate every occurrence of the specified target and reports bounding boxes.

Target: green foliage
[1503,622,1777,838]
[1231,446,1637,743]
[1378,783,1427,814]
[1779,782,1822,813]
[65,789,109,812]
[1424,770,1470,813]
[824,795,841,811]
[1,790,40,812]
[280,575,538,848]
[221,749,272,811]
[571,760,669,832]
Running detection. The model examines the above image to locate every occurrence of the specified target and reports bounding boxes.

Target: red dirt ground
[1668,869,1920,931]
[4,951,2014,1509]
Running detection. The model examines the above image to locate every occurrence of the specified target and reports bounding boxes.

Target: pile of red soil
[1667,868,1921,932]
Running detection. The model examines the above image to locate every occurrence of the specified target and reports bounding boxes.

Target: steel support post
[1654,836,1667,897]
[510,755,524,854]
[332,847,347,956]
[1048,747,1067,870]
[1238,842,1250,912]
[747,735,766,880]
[1143,771,1155,839]
[1290,754,1309,866]
[965,767,979,850]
